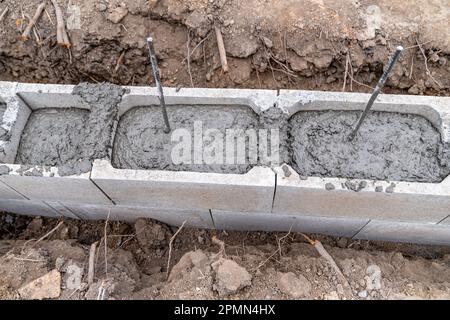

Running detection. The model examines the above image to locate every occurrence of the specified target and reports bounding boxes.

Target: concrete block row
[1,81,449,245]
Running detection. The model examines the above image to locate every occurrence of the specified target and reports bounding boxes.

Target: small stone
[0,165,11,175]
[261,36,273,48]
[385,183,396,193]
[213,259,252,297]
[325,183,335,191]
[276,272,311,298]
[282,165,291,177]
[107,6,128,24]
[18,269,61,300]
[358,290,368,298]
[96,3,107,12]
[336,237,348,248]
[55,257,66,271]
[375,186,383,192]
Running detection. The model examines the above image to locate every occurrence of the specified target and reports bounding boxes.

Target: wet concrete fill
[289,110,450,183]
[14,83,126,176]
[15,108,89,167]
[112,105,259,174]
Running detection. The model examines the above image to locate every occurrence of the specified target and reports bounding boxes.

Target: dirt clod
[276,272,311,298]
[18,269,61,300]
[212,258,252,297]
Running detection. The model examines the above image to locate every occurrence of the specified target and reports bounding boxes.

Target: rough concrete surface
[14,83,126,176]
[289,110,450,182]
[112,105,258,174]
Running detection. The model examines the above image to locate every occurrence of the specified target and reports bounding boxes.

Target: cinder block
[63,202,214,228]
[0,199,60,218]
[353,220,450,245]
[0,180,25,200]
[211,210,369,237]
[91,159,276,212]
[0,164,112,205]
[272,165,450,223]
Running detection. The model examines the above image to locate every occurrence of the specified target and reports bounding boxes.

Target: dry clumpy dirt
[1,212,450,300]
[0,0,449,95]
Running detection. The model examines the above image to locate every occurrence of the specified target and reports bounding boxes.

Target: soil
[0,213,449,300]
[289,110,450,182]
[0,0,448,95]
[112,104,258,173]
[1,0,450,300]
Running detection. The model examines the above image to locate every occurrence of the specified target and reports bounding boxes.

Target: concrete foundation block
[353,220,450,246]
[0,199,61,218]
[0,164,112,205]
[211,210,369,237]
[91,159,276,212]
[63,203,214,228]
[0,180,25,200]
[273,166,450,224]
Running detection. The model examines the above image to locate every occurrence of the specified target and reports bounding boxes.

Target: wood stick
[300,233,351,290]
[21,3,46,41]
[0,7,8,22]
[214,26,228,72]
[166,220,187,280]
[51,0,71,48]
[88,241,98,285]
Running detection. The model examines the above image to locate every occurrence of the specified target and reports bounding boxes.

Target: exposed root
[32,220,64,248]
[51,0,71,48]
[253,227,292,271]
[21,2,46,41]
[103,210,110,278]
[300,233,351,290]
[212,235,227,258]
[214,25,228,72]
[186,30,194,87]
[0,6,9,22]
[166,220,187,280]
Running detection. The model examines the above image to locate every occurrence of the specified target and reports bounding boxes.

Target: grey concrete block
[0,180,25,200]
[63,203,214,228]
[211,210,369,237]
[353,220,450,246]
[91,159,276,212]
[0,164,112,205]
[0,199,60,218]
[438,215,450,225]
[273,165,450,223]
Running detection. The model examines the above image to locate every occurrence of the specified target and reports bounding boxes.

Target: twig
[0,7,9,22]
[277,226,293,258]
[32,221,64,247]
[342,51,349,91]
[166,220,187,280]
[44,8,54,25]
[183,32,211,63]
[88,241,98,285]
[299,233,351,290]
[214,25,228,72]
[403,40,432,50]
[212,235,226,257]
[114,51,125,73]
[415,38,442,88]
[51,0,71,48]
[103,210,110,278]
[21,2,46,41]
[186,30,194,87]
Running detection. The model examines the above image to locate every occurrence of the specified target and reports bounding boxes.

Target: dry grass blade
[32,221,64,247]
[21,3,46,41]
[166,220,187,280]
[0,7,9,22]
[415,38,442,88]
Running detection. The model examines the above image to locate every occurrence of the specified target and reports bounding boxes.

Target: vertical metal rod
[348,45,403,141]
[147,36,171,133]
